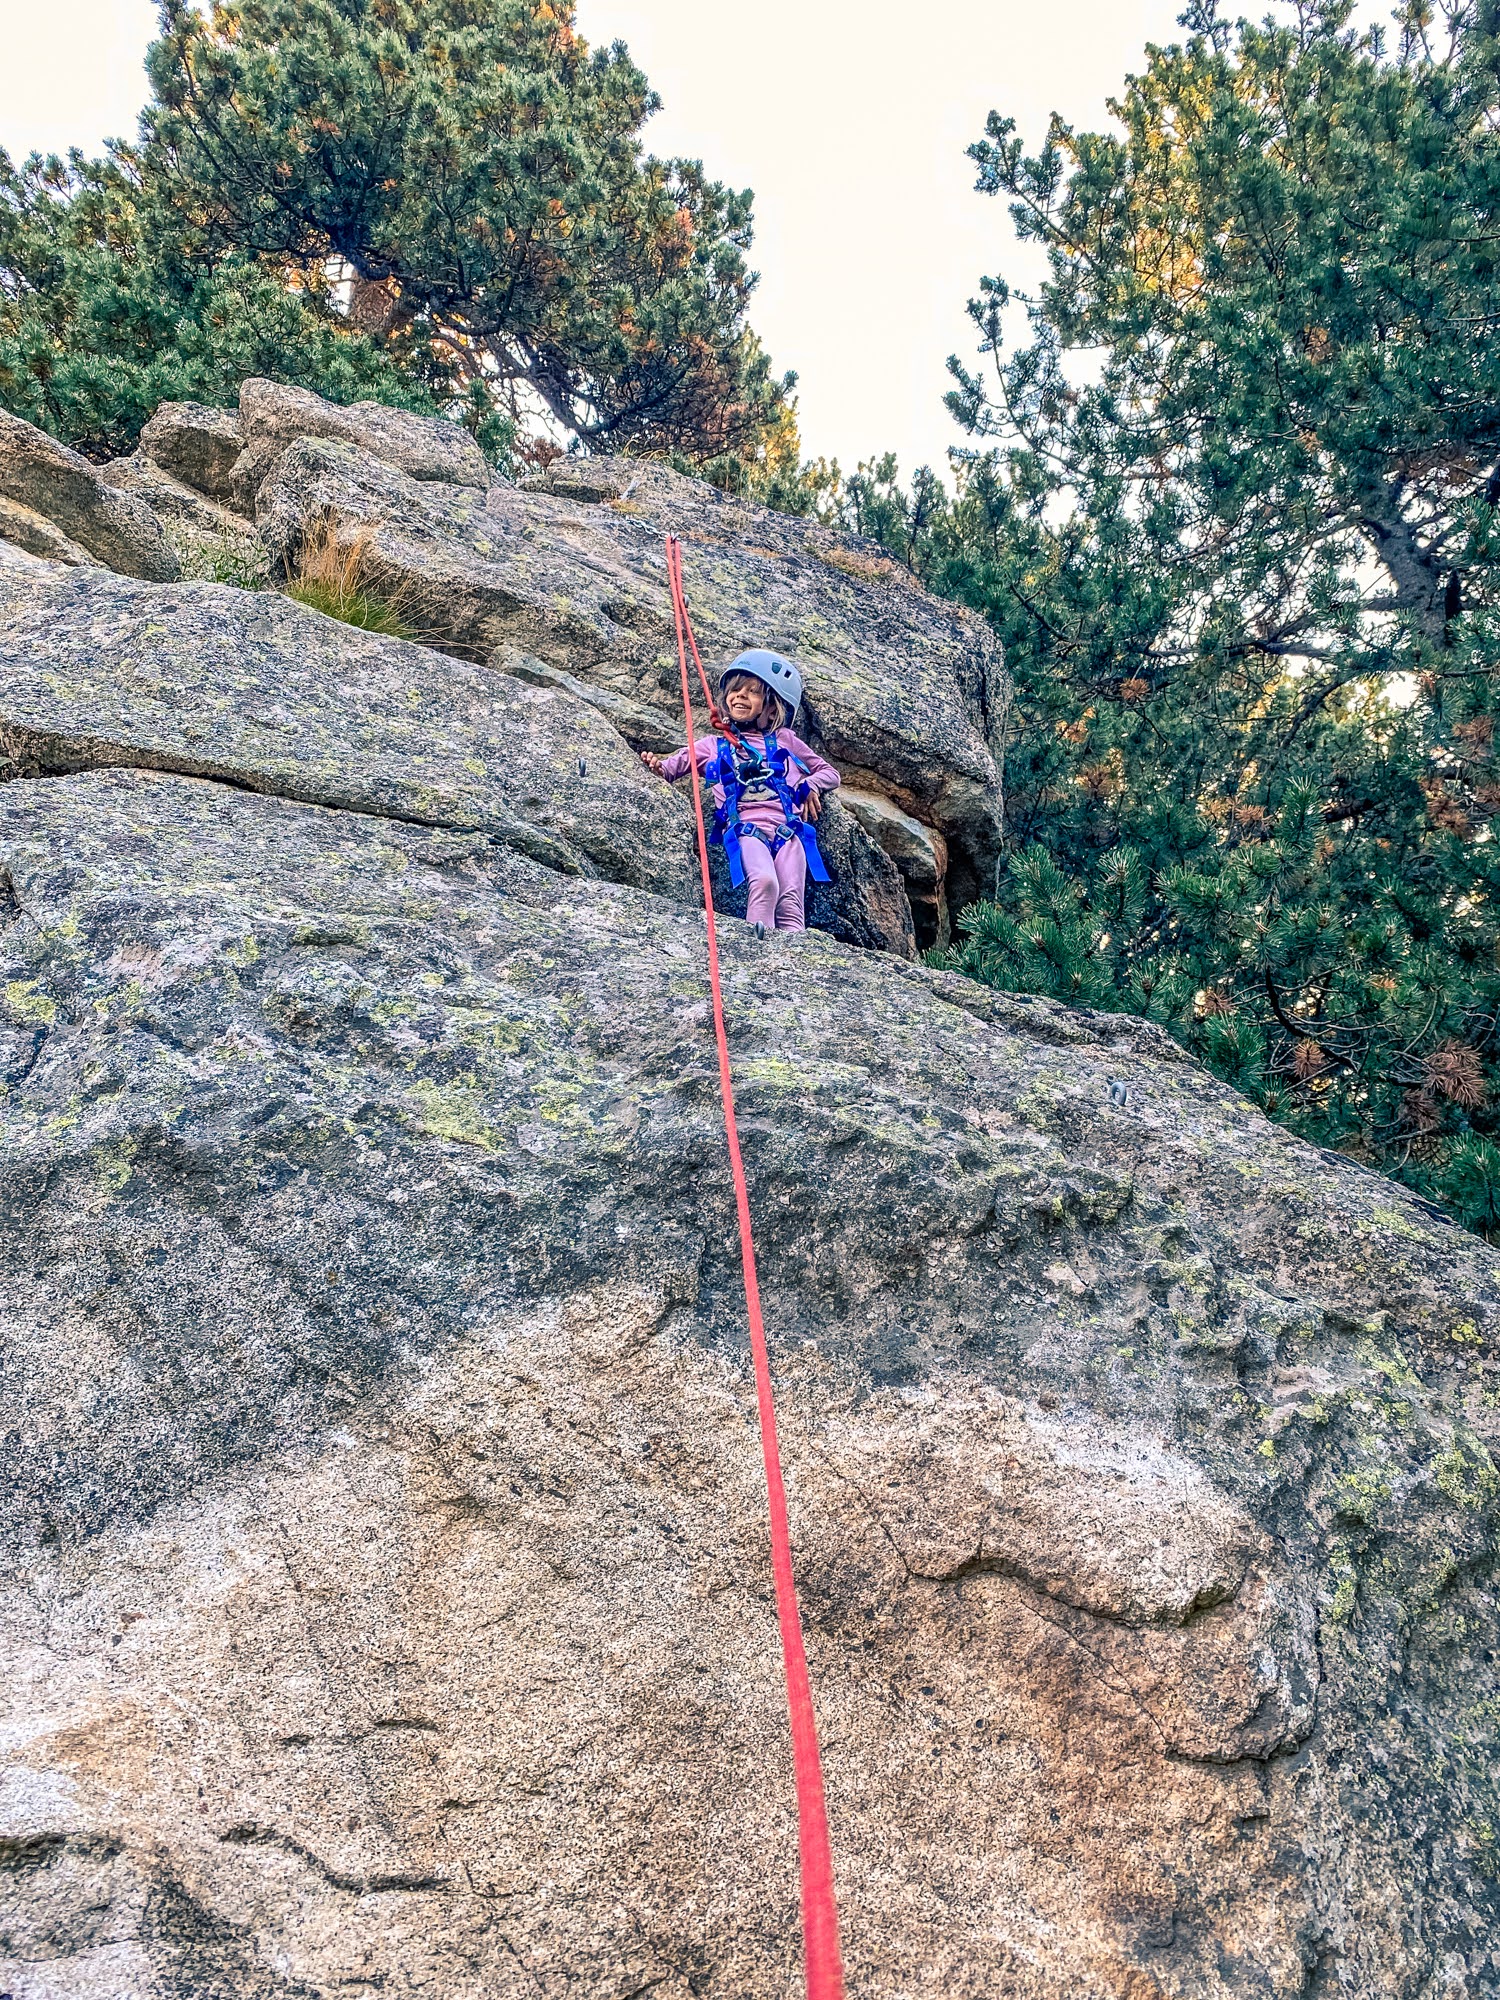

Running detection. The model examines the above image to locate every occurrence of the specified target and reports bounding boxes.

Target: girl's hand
[802,789,824,822]
[640,751,666,775]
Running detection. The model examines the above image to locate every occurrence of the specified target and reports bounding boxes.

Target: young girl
[642,649,840,933]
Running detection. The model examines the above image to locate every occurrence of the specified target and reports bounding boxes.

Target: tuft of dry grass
[816,544,899,585]
[285,516,417,641]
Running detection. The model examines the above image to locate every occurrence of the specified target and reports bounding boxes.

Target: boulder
[0,763,1495,1998]
[521,455,635,504]
[0,494,101,569]
[0,565,695,899]
[0,408,180,582]
[255,440,1004,917]
[100,452,273,587]
[230,376,491,512]
[841,785,950,947]
[137,398,245,502]
[102,448,255,537]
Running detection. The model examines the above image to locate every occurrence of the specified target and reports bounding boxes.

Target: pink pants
[741,829,807,931]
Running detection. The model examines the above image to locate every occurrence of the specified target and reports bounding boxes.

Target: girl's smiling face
[722,676,770,727]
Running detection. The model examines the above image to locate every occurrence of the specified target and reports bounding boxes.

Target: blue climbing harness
[704,732,832,890]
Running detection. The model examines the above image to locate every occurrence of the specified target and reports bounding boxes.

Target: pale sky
[1,0,1193,473]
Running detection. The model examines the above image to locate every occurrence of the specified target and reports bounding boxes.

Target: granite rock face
[0,565,695,900]
[254,439,1004,939]
[0,381,1493,1997]
[102,450,256,539]
[0,758,1495,1999]
[0,409,180,582]
[230,376,490,513]
[1,371,997,953]
[841,783,947,898]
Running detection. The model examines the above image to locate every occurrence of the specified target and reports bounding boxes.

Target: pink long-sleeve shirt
[658,729,841,830]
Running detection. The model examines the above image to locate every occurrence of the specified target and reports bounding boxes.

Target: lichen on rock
[0,564,696,899]
[231,376,491,513]
[0,755,1495,1998]
[137,399,246,502]
[0,373,1495,1998]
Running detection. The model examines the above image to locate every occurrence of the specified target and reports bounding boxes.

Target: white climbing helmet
[718,648,803,719]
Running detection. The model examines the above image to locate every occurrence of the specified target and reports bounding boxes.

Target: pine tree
[1,0,791,468]
[142,0,791,461]
[0,146,429,462]
[847,2,1500,1234]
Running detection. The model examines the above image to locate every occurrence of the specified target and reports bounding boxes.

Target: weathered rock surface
[254,439,1004,933]
[0,495,100,570]
[230,376,490,513]
[491,643,687,753]
[488,648,917,953]
[0,761,1496,1998]
[0,538,47,571]
[841,784,949,941]
[0,565,694,898]
[102,450,255,538]
[0,409,180,582]
[100,453,272,587]
[137,400,245,503]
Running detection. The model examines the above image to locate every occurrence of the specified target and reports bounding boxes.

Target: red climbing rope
[665,533,846,2000]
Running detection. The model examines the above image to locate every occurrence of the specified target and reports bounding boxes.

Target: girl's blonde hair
[721,671,790,732]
